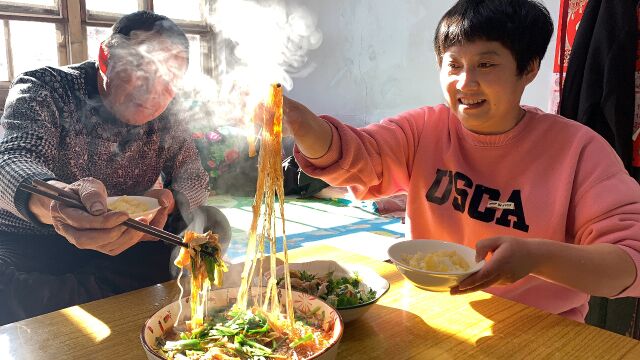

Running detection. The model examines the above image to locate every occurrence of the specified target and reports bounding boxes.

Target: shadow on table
[336,303,481,359]
[468,297,637,359]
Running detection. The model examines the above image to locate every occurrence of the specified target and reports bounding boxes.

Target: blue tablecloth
[206,195,404,262]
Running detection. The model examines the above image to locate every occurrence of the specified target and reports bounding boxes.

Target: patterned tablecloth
[206,195,406,263]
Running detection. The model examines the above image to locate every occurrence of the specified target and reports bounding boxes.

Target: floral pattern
[190,126,249,190]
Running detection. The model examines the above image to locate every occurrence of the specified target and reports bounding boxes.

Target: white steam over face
[177,0,322,131]
[103,32,188,126]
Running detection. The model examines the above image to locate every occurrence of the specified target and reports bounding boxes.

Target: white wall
[288,0,560,127]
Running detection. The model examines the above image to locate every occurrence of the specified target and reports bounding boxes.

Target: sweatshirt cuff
[611,244,640,298]
[14,173,59,229]
[293,116,342,169]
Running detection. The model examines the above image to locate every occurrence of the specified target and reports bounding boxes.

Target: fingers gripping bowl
[388,240,484,292]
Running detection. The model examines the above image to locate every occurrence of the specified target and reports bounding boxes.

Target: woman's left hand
[139,188,175,240]
[450,236,540,295]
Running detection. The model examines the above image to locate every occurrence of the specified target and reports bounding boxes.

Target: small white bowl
[140,287,343,360]
[266,260,389,323]
[107,195,161,222]
[388,239,484,292]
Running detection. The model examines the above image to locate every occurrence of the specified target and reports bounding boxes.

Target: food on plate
[159,84,336,359]
[402,250,470,272]
[235,83,294,321]
[279,270,377,308]
[174,231,228,330]
[108,195,150,214]
[159,302,333,360]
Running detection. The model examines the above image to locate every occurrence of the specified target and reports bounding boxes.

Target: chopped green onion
[212,325,239,336]
[163,339,202,351]
[289,333,314,348]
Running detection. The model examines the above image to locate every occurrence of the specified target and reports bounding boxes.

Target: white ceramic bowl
[387,239,484,292]
[267,260,389,323]
[107,195,161,222]
[141,287,344,360]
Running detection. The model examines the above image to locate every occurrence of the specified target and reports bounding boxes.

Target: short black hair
[433,0,553,75]
[108,10,189,55]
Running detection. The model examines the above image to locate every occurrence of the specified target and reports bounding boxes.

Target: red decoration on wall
[98,40,109,76]
[550,0,588,114]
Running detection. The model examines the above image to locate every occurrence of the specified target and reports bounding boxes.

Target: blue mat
[207,195,404,262]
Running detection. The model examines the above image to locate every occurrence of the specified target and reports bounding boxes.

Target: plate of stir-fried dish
[268,260,390,323]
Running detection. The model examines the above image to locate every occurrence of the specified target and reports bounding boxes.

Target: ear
[523,59,540,85]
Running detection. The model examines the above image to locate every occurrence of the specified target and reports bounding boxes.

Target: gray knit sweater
[0,61,209,234]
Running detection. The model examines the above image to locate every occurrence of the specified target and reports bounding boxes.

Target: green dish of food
[268,260,390,323]
[284,269,378,308]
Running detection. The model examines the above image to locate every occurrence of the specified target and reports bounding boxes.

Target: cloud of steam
[209,0,323,90]
[105,29,188,104]
[176,0,323,131]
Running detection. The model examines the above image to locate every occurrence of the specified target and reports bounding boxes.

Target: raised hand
[252,95,332,159]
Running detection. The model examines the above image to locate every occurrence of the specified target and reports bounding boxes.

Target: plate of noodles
[140,84,345,359]
[141,230,345,359]
[141,287,343,360]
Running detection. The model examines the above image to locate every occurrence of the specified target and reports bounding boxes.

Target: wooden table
[2,244,640,359]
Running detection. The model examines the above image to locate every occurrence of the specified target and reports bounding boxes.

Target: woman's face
[439,40,538,134]
[102,34,187,126]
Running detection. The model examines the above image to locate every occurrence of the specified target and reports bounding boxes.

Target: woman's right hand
[30,178,147,256]
[254,95,333,159]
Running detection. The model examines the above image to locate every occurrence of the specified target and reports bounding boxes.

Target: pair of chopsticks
[18,179,216,258]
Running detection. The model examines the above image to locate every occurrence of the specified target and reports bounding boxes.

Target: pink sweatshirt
[294,104,640,322]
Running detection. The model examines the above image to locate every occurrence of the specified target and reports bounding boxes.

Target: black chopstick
[19,181,217,259]
[27,180,218,258]
[19,182,187,249]
[29,180,186,245]
[19,183,219,260]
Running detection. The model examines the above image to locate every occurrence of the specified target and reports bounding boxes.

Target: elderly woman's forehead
[129,32,180,51]
[113,31,180,59]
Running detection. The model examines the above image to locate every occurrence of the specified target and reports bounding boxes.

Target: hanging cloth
[558,0,639,173]
[550,0,588,113]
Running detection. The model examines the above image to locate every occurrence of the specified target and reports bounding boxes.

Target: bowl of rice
[387,240,484,292]
[107,195,161,222]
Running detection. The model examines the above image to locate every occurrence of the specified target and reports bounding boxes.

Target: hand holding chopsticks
[18,179,212,257]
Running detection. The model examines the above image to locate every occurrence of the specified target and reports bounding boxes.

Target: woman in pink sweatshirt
[274,0,640,322]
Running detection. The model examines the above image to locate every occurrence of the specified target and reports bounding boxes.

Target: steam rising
[209,0,322,90]
[104,29,187,109]
[178,0,323,130]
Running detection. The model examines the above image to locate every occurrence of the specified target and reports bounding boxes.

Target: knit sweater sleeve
[569,135,640,298]
[161,119,209,211]
[0,72,60,224]
[294,106,435,200]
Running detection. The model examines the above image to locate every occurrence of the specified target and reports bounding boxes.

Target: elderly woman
[0,11,226,324]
